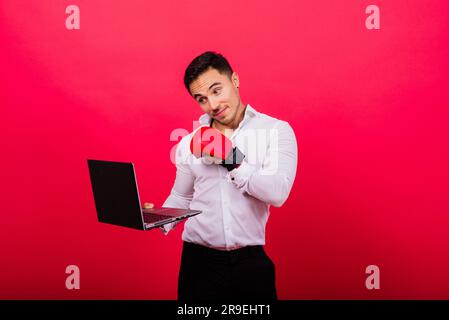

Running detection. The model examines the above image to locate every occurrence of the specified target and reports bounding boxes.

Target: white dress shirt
[162,104,298,250]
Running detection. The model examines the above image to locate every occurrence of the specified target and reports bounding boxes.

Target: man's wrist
[221,147,245,171]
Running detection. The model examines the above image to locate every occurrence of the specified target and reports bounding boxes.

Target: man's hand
[143,202,168,233]
[143,202,154,211]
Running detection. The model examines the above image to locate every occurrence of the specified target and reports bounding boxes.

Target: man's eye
[198,97,207,104]
[213,88,222,95]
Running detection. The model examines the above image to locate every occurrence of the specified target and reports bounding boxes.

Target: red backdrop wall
[1,0,449,299]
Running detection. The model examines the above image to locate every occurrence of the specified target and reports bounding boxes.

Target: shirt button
[231,177,235,181]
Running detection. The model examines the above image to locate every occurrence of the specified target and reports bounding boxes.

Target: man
[144,51,297,301]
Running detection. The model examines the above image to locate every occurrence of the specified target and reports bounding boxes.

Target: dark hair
[183,51,233,94]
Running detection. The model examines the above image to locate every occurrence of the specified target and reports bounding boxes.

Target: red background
[1,0,449,299]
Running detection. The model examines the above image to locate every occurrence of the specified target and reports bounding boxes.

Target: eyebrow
[193,82,222,99]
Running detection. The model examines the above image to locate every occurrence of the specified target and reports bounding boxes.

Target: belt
[183,241,263,255]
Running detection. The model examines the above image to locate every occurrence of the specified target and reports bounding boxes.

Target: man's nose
[208,96,220,112]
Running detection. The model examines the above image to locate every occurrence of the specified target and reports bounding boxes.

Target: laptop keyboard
[143,213,172,223]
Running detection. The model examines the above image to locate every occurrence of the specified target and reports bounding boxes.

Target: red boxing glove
[190,126,245,171]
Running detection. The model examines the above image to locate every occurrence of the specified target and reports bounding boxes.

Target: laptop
[87,159,201,230]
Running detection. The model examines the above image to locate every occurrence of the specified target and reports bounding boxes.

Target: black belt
[183,241,264,257]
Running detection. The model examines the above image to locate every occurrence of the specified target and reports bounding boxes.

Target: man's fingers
[143,202,154,209]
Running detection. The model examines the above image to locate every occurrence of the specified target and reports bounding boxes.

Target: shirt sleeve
[226,121,298,207]
[160,141,195,234]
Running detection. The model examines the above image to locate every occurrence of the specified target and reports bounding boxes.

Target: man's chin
[213,117,227,125]
[220,119,234,128]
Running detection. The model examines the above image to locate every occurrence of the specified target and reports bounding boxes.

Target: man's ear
[232,72,240,88]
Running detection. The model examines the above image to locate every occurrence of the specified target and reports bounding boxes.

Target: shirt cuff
[226,159,257,190]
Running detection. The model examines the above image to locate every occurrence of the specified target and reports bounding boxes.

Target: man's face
[189,67,241,126]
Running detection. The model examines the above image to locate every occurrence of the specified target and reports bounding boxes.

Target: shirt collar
[198,104,258,126]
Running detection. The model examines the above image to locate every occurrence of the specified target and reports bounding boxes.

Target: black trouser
[178,241,277,302]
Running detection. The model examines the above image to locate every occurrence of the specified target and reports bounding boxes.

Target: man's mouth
[213,107,228,118]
